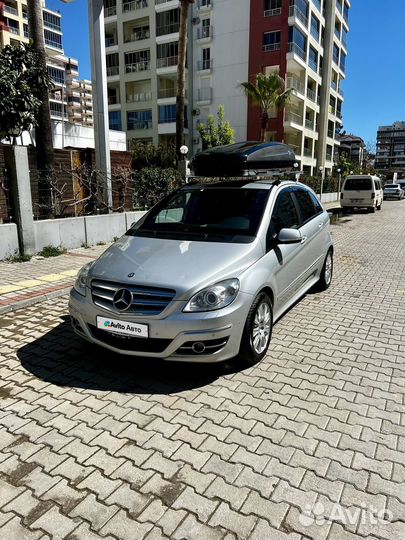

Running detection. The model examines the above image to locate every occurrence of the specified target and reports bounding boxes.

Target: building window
[156,8,180,36]
[48,66,65,85]
[342,27,348,47]
[312,0,321,12]
[343,2,349,22]
[125,49,150,73]
[159,104,176,124]
[44,29,63,49]
[288,26,307,59]
[263,30,281,52]
[109,111,122,131]
[157,41,179,68]
[310,14,320,41]
[333,43,339,65]
[309,46,318,72]
[340,51,346,72]
[127,110,152,130]
[43,11,61,32]
[264,0,281,16]
[198,47,211,70]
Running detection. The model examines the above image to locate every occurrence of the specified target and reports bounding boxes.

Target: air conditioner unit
[192,17,200,24]
[193,137,200,144]
[192,108,200,116]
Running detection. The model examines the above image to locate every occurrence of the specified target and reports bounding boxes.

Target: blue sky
[49,0,405,146]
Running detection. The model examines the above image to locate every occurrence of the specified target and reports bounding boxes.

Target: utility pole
[88,0,112,211]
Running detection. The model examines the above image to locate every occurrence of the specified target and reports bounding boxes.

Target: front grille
[89,325,171,353]
[91,279,176,315]
[175,337,229,356]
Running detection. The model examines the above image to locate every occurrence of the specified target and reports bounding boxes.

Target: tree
[0,43,51,142]
[176,0,194,161]
[27,0,55,217]
[197,105,235,150]
[240,72,293,142]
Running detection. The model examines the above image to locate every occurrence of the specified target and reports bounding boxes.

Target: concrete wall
[0,224,19,259]
[319,192,339,203]
[0,211,146,260]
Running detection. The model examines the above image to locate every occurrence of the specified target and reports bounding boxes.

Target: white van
[341,175,383,212]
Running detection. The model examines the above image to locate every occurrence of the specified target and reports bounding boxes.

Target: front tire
[236,293,273,367]
[315,249,333,292]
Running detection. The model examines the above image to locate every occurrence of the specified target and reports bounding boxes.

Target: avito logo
[104,321,111,328]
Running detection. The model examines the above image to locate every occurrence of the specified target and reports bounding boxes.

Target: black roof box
[191,141,296,177]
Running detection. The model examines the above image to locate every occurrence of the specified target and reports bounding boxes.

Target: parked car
[383,183,404,200]
[69,180,333,366]
[398,181,405,193]
[340,175,383,212]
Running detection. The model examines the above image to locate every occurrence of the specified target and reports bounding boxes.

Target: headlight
[73,262,93,296]
[183,279,240,312]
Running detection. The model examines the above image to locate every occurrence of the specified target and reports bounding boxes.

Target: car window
[267,191,299,249]
[344,178,372,190]
[307,191,323,214]
[293,189,319,223]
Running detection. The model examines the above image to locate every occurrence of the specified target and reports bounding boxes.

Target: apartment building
[337,133,365,167]
[375,121,405,174]
[104,0,249,151]
[0,0,93,127]
[105,0,349,170]
[248,0,349,176]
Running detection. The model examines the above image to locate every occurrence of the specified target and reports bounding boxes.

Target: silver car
[69,179,333,366]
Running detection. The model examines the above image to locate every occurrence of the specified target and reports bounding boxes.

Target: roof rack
[186,169,300,185]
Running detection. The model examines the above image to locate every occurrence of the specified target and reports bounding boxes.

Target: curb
[0,286,72,316]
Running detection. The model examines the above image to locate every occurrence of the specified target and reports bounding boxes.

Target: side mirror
[278,228,302,244]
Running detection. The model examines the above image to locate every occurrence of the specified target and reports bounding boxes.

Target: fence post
[4,146,35,255]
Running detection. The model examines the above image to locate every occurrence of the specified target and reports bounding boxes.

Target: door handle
[318,222,323,228]
[301,235,307,244]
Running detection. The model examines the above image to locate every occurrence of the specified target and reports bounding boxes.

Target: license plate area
[96,316,148,338]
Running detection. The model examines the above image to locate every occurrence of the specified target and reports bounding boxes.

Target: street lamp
[337,168,342,197]
[319,166,324,200]
[178,145,189,180]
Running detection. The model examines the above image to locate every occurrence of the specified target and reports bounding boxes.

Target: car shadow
[18,317,228,395]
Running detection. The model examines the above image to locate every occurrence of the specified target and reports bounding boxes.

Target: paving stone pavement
[0,202,404,540]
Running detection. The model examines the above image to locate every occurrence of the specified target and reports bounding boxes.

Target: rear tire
[236,292,273,368]
[368,206,376,213]
[377,202,382,210]
[314,249,333,292]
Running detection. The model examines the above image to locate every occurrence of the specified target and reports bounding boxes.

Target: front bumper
[68,287,253,363]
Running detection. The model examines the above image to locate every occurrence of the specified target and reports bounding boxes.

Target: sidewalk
[0,244,110,315]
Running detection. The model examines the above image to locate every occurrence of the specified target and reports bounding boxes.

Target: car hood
[89,234,263,299]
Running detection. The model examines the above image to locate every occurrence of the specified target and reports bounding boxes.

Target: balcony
[108,95,120,105]
[309,58,318,73]
[128,121,153,130]
[303,148,312,157]
[197,87,212,103]
[104,5,117,16]
[288,42,306,61]
[305,118,315,130]
[157,55,178,69]
[156,23,180,36]
[287,76,305,96]
[327,129,334,138]
[122,0,148,13]
[285,110,303,126]
[8,25,19,35]
[306,87,317,103]
[158,87,175,98]
[288,5,308,27]
[125,29,150,42]
[197,0,212,10]
[125,61,150,73]
[127,91,152,103]
[197,26,212,40]
[197,59,213,71]
[4,5,18,16]
[155,0,177,3]
[105,36,117,47]
[263,43,281,52]
[264,7,281,17]
[107,65,119,76]
[331,80,337,91]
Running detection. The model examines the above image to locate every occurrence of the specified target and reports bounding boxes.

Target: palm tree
[27,0,54,217]
[176,0,194,162]
[241,72,293,142]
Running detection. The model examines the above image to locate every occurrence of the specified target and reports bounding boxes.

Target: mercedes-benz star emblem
[113,288,133,311]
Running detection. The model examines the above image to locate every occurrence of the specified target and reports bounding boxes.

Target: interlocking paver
[0,202,404,539]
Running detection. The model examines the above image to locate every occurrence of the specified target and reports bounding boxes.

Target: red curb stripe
[0,281,74,307]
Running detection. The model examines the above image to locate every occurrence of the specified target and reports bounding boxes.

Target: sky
[48,0,405,147]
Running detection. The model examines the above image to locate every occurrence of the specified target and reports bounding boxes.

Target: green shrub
[38,245,67,257]
[8,253,32,263]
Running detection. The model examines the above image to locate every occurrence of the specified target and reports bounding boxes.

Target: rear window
[344,178,372,191]
[384,184,399,188]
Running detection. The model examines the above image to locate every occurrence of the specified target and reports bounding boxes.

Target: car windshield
[384,184,399,188]
[127,187,270,243]
[344,178,372,190]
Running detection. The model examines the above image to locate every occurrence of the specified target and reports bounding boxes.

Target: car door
[265,188,309,311]
[291,187,328,284]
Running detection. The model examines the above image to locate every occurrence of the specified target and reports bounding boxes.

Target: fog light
[191,342,206,354]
